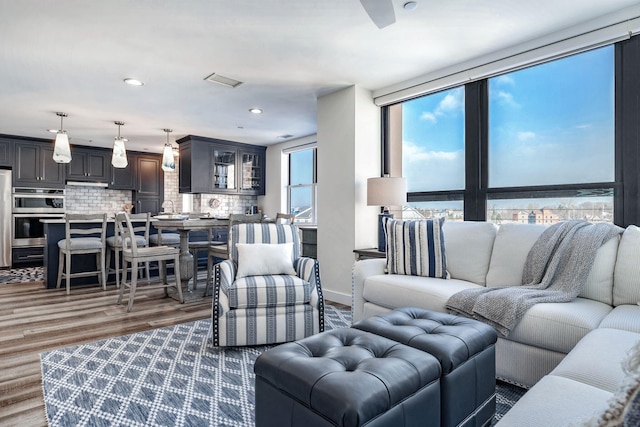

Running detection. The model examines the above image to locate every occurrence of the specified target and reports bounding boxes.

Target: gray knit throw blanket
[446,220,623,337]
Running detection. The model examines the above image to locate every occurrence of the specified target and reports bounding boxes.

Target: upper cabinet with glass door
[177,135,266,195]
[239,149,265,194]
[212,147,236,192]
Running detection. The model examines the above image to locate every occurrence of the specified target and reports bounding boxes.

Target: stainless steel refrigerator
[0,169,11,267]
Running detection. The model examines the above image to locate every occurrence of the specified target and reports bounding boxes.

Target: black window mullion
[616,37,640,227]
[464,81,487,221]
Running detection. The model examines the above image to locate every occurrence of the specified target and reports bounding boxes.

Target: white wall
[316,85,380,305]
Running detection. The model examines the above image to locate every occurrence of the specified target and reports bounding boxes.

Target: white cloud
[517,131,536,141]
[494,90,520,108]
[419,87,464,124]
[420,112,437,123]
[575,123,593,129]
[436,92,463,114]
[402,140,464,191]
[493,75,515,86]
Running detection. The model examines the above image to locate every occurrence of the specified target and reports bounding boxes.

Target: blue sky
[402,45,615,193]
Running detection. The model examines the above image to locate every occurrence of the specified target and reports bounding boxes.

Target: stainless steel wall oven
[12,187,65,213]
[11,188,65,256]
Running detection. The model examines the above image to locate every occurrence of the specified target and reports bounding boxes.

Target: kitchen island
[41,217,227,291]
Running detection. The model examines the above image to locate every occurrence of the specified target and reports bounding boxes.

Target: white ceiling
[0,0,639,154]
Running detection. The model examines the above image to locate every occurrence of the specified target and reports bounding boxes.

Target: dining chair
[105,212,151,288]
[116,212,183,312]
[211,222,324,346]
[57,213,108,295]
[275,213,296,224]
[206,213,263,294]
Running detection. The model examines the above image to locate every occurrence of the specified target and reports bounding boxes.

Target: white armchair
[211,222,324,347]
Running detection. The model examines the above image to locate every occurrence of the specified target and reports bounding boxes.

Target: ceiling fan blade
[360,0,396,29]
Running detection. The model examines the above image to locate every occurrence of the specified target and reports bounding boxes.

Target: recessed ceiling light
[123,78,144,86]
[249,108,263,114]
[403,1,417,10]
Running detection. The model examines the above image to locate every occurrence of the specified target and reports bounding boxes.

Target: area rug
[0,266,43,284]
[41,305,526,426]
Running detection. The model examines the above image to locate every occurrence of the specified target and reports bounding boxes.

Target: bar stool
[116,212,183,312]
[105,212,151,288]
[57,213,107,295]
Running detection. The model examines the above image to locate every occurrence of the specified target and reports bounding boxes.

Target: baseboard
[323,289,351,307]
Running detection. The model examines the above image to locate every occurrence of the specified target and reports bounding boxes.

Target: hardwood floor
[0,278,212,426]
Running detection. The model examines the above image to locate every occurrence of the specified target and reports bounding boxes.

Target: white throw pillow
[235,242,296,278]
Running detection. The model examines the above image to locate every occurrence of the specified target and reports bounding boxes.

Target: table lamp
[367,176,407,252]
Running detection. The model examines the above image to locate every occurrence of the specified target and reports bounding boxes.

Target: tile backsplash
[65,162,258,217]
[65,186,132,216]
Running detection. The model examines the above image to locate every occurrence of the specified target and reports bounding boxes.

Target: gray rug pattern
[41,304,525,426]
[0,266,44,284]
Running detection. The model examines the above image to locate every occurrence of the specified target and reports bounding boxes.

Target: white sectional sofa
[352,221,640,425]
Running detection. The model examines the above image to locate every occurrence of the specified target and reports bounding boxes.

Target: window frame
[286,145,317,225]
[387,42,629,225]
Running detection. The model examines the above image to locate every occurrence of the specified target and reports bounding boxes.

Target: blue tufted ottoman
[353,307,498,427]
[254,327,442,427]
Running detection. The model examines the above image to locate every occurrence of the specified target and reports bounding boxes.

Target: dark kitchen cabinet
[110,159,135,189]
[66,148,110,182]
[177,135,265,195]
[132,153,163,215]
[0,138,13,167]
[14,141,65,188]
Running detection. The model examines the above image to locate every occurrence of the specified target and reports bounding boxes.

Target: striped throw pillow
[385,217,447,278]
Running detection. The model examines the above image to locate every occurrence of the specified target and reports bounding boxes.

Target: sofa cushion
[579,235,619,305]
[385,217,447,278]
[549,328,639,393]
[226,275,311,309]
[441,221,497,286]
[363,274,482,313]
[599,305,640,333]
[485,223,546,287]
[614,225,640,306]
[485,223,618,305]
[495,375,612,427]
[507,297,612,354]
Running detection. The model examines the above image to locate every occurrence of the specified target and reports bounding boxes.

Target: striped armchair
[211,222,324,347]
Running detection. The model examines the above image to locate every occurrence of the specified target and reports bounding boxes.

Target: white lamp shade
[52,132,72,163]
[111,138,128,168]
[367,177,407,206]
[161,144,176,172]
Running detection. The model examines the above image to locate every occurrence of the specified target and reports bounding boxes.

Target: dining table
[152,215,228,301]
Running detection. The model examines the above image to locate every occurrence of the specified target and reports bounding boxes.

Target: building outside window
[390,45,615,225]
[287,146,317,224]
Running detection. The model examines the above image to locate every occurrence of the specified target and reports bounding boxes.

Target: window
[287,146,317,224]
[398,86,465,220]
[390,45,617,225]
[487,45,615,224]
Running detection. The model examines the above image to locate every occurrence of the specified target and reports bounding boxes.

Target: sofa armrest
[352,258,387,323]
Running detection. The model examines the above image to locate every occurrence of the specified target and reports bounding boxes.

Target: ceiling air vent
[204,73,243,88]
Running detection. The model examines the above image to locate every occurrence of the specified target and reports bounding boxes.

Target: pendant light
[161,128,175,172]
[111,121,128,168]
[52,112,72,163]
